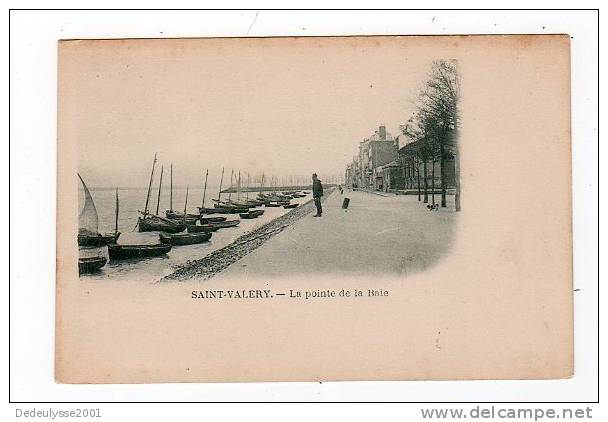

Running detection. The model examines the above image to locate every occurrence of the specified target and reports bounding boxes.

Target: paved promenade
[217,189,457,278]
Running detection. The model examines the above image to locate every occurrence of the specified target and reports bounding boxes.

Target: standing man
[312,173,323,217]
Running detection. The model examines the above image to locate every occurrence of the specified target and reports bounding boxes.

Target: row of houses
[344,125,456,193]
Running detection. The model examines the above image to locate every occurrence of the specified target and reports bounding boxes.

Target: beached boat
[167,216,199,225]
[187,218,240,232]
[78,233,120,247]
[186,224,219,233]
[108,244,172,260]
[240,209,265,219]
[213,202,249,213]
[210,219,240,228]
[198,206,231,214]
[137,155,186,233]
[78,256,107,274]
[77,174,121,246]
[165,211,201,220]
[283,203,298,209]
[264,202,282,207]
[200,216,227,223]
[138,214,186,233]
[159,232,212,245]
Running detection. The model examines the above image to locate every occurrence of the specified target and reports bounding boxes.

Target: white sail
[78,173,99,236]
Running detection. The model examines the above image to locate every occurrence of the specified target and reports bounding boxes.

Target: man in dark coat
[312,173,323,217]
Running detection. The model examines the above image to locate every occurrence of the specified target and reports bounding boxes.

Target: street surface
[217,189,457,278]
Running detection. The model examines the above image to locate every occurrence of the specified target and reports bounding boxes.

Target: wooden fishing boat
[165,210,201,220]
[167,216,199,225]
[138,215,185,233]
[108,244,172,260]
[159,232,212,245]
[198,206,231,214]
[214,202,249,213]
[78,232,120,247]
[240,209,265,219]
[78,256,107,274]
[265,202,282,207]
[187,224,220,233]
[137,155,185,233]
[77,174,121,246]
[187,218,240,232]
[210,219,240,228]
[283,203,299,209]
[200,216,227,223]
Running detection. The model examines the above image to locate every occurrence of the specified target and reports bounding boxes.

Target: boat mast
[183,185,189,223]
[143,153,157,218]
[217,167,224,203]
[246,173,250,199]
[237,171,241,201]
[115,188,119,234]
[169,163,173,212]
[201,169,209,209]
[155,165,164,216]
[228,169,234,202]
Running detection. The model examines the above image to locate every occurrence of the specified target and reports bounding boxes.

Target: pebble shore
[163,189,334,281]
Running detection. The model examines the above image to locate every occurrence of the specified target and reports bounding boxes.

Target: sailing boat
[194,168,226,223]
[163,163,201,221]
[198,167,231,214]
[160,186,212,245]
[77,173,121,247]
[212,168,248,213]
[138,155,185,233]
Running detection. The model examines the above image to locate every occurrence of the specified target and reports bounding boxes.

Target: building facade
[345,125,398,189]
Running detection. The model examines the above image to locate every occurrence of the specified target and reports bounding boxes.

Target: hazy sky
[64,37,435,188]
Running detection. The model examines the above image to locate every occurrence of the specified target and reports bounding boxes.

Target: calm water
[78,186,311,283]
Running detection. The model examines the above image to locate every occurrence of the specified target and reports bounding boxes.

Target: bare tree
[418,60,461,211]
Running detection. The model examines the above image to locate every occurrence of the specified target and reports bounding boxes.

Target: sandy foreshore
[163,189,334,281]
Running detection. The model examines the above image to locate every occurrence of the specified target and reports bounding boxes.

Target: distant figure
[312,173,323,217]
[338,184,343,194]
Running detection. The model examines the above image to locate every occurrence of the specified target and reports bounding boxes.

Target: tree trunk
[431,159,436,206]
[455,150,461,211]
[440,142,447,207]
[416,161,421,201]
[454,130,461,212]
[423,160,428,203]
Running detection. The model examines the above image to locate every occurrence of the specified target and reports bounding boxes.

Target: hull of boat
[165,211,201,219]
[199,207,229,214]
[200,216,227,223]
[138,217,185,233]
[167,216,199,225]
[240,210,265,219]
[211,219,240,228]
[108,244,172,260]
[159,232,212,245]
[78,256,107,274]
[283,204,298,209]
[187,224,220,233]
[78,232,121,247]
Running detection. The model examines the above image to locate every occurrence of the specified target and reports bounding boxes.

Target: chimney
[379,125,387,140]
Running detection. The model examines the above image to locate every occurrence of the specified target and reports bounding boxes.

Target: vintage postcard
[56,35,572,383]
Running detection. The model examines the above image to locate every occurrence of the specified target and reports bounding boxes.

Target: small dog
[426,204,439,211]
